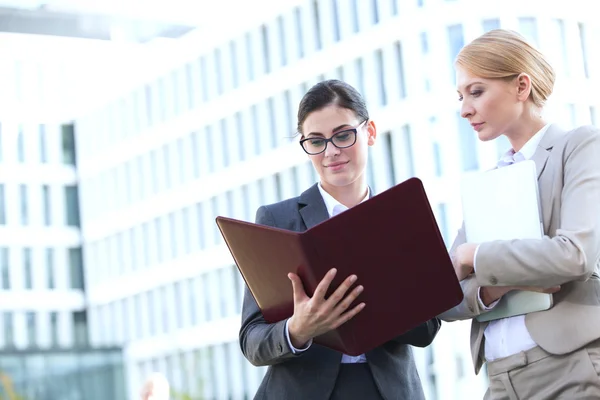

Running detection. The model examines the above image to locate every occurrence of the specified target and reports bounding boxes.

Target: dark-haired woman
[239,79,440,400]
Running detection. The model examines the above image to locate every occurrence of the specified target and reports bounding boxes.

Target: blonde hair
[456,29,555,108]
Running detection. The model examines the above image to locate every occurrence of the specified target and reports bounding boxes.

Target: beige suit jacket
[441,124,600,374]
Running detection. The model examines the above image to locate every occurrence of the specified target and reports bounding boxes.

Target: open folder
[216,178,463,356]
[460,160,553,323]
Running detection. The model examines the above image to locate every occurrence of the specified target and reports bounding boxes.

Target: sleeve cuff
[477,287,499,310]
[284,319,312,353]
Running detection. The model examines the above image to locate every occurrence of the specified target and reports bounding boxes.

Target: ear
[366,120,377,146]
[515,73,532,103]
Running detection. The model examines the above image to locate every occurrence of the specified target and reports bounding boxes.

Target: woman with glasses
[239,79,440,400]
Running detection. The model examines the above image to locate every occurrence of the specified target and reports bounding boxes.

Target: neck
[505,113,547,153]
[320,178,368,208]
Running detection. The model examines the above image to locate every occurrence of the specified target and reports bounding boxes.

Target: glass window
[46,249,55,289]
[260,25,271,74]
[375,49,387,106]
[1,248,9,289]
[294,6,305,58]
[447,24,464,83]
[20,184,28,225]
[24,248,32,289]
[518,17,539,47]
[394,42,407,99]
[437,203,450,246]
[65,185,80,227]
[371,0,379,24]
[0,123,3,162]
[591,106,598,126]
[579,23,589,78]
[214,49,225,95]
[433,142,443,177]
[482,19,500,32]
[350,0,360,33]
[229,40,240,88]
[331,0,340,41]
[61,123,76,165]
[17,126,25,163]
[27,312,36,347]
[50,312,59,346]
[0,184,5,225]
[42,185,51,226]
[4,312,14,347]
[69,248,84,290]
[39,125,48,163]
[312,0,322,51]
[73,311,88,347]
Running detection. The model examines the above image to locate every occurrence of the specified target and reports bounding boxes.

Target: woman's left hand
[453,243,478,281]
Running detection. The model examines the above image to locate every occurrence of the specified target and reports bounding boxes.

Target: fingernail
[330,268,337,275]
[357,285,363,292]
[350,275,357,283]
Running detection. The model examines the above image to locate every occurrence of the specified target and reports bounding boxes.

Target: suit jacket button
[490,276,498,285]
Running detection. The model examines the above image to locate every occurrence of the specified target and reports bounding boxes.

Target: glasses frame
[299,120,368,155]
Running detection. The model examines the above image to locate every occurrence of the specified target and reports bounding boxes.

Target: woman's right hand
[481,285,561,307]
[287,268,365,348]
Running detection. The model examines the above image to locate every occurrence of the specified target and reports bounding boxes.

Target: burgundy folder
[216,177,463,355]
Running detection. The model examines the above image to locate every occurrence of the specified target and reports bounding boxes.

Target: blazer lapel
[532,124,564,179]
[298,184,330,229]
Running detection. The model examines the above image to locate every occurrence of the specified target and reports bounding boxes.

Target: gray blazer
[440,124,600,374]
[239,183,441,400]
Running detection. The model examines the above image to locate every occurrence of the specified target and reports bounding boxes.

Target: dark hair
[296,80,369,135]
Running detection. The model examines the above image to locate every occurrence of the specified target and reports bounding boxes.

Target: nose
[461,100,474,119]
[323,141,341,157]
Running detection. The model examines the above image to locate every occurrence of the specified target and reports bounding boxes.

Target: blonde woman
[441,29,600,399]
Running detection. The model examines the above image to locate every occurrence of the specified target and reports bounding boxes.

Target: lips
[471,122,485,132]
[325,161,349,171]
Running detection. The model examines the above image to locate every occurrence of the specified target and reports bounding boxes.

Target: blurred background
[0,0,597,399]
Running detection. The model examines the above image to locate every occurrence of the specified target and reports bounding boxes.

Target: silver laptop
[460,160,553,322]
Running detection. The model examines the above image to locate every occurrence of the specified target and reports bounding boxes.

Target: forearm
[439,275,488,321]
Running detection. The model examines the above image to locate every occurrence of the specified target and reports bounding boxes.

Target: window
[69,248,84,289]
[518,17,539,47]
[447,25,464,82]
[4,312,14,347]
[0,184,5,225]
[420,32,429,54]
[17,127,25,163]
[73,311,88,347]
[1,248,9,289]
[591,106,598,126]
[394,42,407,99]
[50,312,59,347]
[312,0,322,51]
[433,142,443,177]
[260,25,271,74]
[437,204,450,246]
[375,49,387,106]
[39,125,48,162]
[65,185,80,227]
[61,124,76,165]
[371,0,379,24]
[27,312,36,347]
[0,123,3,162]
[244,34,256,81]
[579,23,590,78]
[482,19,500,32]
[46,249,55,289]
[331,0,341,42]
[23,248,32,289]
[20,185,28,225]
[42,185,51,226]
[294,6,305,58]
[350,0,360,33]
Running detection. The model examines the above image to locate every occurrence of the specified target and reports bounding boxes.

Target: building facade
[73,0,599,399]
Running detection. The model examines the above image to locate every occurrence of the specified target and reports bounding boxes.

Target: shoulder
[255,196,301,227]
[563,125,600,148]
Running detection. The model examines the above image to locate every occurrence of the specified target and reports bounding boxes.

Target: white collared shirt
[476,123,551,361]
[284,183,370,363]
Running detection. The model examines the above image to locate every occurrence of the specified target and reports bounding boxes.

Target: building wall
[74,0,600,399]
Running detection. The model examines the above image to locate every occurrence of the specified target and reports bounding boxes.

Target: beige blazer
[441,124,600,374]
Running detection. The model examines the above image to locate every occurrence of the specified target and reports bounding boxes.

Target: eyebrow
[306,124,353,137]
[457,81,485,93]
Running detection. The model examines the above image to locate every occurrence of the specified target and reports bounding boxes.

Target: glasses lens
[303,138,326,154]
[332,130,356,148]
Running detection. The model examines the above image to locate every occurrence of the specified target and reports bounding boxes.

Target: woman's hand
[453,243,478,281]
[287,268,365,348]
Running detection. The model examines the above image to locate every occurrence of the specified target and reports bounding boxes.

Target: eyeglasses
[299,121,367,155]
